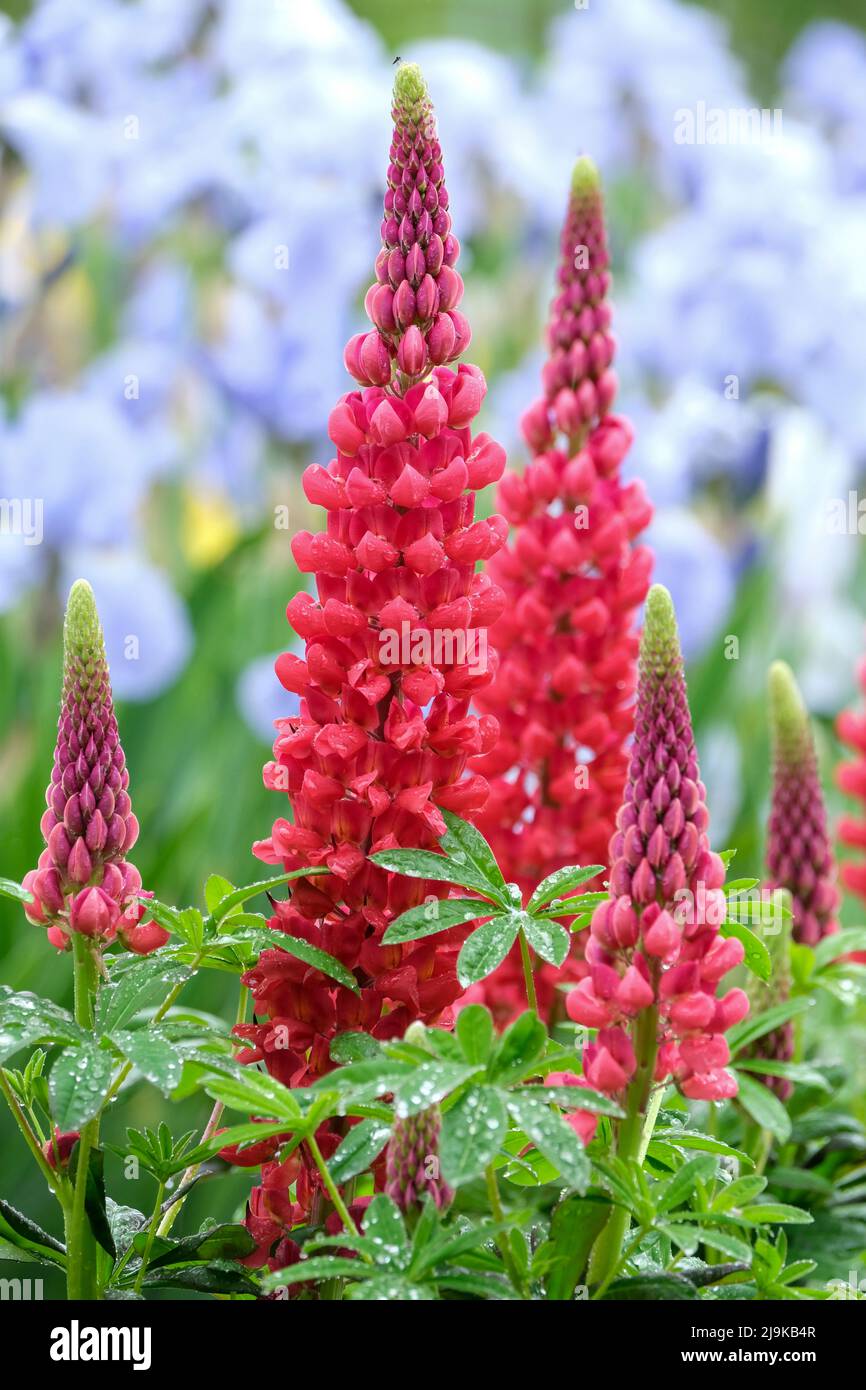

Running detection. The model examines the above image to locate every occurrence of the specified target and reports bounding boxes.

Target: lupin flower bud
[21,581,166,956]
[767,662,839,946]
[470,159,653,1021]
[385,1106,452,1214]
[567,587,745,1105]
[237,66,507,1264]
[354,63,467,391]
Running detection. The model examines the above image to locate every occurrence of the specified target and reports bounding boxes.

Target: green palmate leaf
[544,1196,610,1300]
[727,997,812,1055]
[433,1273,518,1299]
[382,897,490,947]
[457,914,521,987]
[347,1276,433,1301]
[109,1029,184,1096]
[814,927,866,970]
[328,1119,391,1184]
[49,1042,114,1130]
[767,1167,833,1196]
[211,868,328,923]
[204,873,235,914]
[734,1072,793,1143]
[144,1223,255,1269]
[330,1032,383,1064]
[488,1011,548,1085]
[537,891,608,923]
[196,1060,306,1125]
[455,1005,494,1065]
[0,1200,66,1269]
[656,1155,718,1215]
[440,810,508,894]
[725,878,760,894]
[310,1056,415,1101]
[601,1274,698,1300]
[176,908,205,948]
[439,1087,508,1186]
[370,847,499,900]
[138,897,182,935]
[517,1085,623,1117]
[652,1129,755,1168]
[393,1061,481,1118]
[693,1229,754,1263]
[262,1257,368,1292]
[180,1121,292,1169]
[362,1194,411,1266]
[720,920,772,983]
[269,936,359,994]
[735,1059,831,1091]
[527,864,606,912]
[410,1218,512,1277]
[712,1175,768,1211]
[739,1203,813,1226]
[142,1264,259,1296]
[0,988,87,1063]
[522,915,571,967]
[504,1093,590,1192]
[95,959,191,1034]
[0,877,33,904]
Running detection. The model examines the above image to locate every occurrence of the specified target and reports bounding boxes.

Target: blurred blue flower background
[2,0,866,1261]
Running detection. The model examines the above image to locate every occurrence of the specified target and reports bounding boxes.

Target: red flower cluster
[22,580,165,957]
[234,64,507,1262]
[566,587,746,1110]
[836,641,866,940]
[469,158,653,1020]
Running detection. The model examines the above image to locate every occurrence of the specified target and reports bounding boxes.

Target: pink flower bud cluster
[347,62,468,391]
[468,160,653,1020]
[566,587,746,1105]
[235,67,508,1257]
[767,663,839,946]
[22,581,166,957]
[385,1106,452,1214]
[834,647,866,939]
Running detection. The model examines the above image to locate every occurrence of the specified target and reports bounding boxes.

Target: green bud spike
[768,660,811,767]
[63,579,108,686]
[640,584,681,679]
[570,155,601,200]
[393,62,428,121]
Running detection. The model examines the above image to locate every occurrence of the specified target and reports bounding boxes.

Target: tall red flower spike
[22,580,165,957]
[767,662,840,946]
[469,158,653,1021]
[836,641,866,948]
[235,64,508,1259]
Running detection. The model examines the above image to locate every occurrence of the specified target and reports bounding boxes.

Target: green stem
[306,1133,360,1242]
[67,935,101,1300]
[588,1003,659,1294]
[156,983,249,1239]
[517,928,538,1014]
[485,1163,526,1298]
[0,1068,70,1205]
[133,1181,167,1296]
[637,1084,665,1165]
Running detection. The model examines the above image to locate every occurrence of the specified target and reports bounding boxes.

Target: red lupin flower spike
[235,65,508,1260]
[469,158,653,1021]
